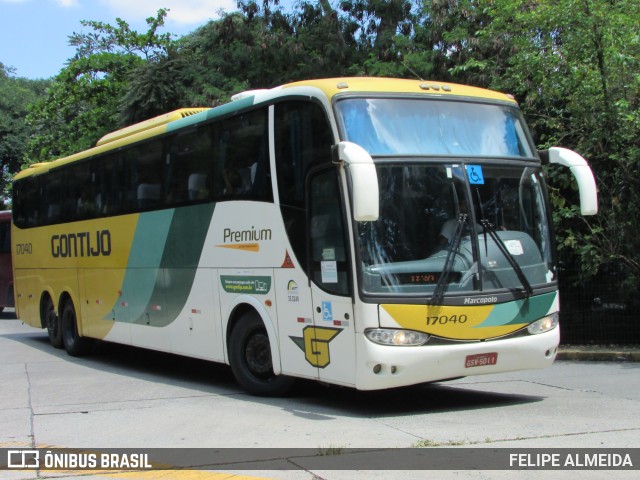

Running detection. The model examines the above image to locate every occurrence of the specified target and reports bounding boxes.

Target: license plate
[465,352,498,368]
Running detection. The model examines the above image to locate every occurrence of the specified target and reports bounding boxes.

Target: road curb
[557,347,640,362]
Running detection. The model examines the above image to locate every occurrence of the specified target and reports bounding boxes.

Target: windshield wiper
[480,219,533,297]
[429,213,467,305]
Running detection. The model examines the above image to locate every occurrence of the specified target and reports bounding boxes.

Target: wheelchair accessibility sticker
[466,165,485,185]
[322,301,333,321]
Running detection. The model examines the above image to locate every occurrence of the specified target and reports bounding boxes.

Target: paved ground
[1,310,638,480]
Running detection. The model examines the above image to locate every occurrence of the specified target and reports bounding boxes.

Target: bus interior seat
[47,204,60,221]
[188,173,208,200]
[137,183,161,209]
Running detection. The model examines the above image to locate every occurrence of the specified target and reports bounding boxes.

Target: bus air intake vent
[96,108,210,147]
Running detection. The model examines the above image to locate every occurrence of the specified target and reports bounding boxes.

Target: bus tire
[61,300,93,357]
[43,296,62,349]
[229,311,294,396]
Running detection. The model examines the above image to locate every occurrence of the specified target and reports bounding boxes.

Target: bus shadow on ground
[288,380,544,418]
[4,327,543,418]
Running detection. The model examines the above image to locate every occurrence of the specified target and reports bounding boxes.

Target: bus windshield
[336,98,534,158]
[358,163,555,297]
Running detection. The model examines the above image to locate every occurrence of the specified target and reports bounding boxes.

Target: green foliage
[176,0,360,105]
[415,0,640,298]
[24,9,175,164]
[119,56,190,124]
[25,52,143,164]
[68,9,174,60]
[0,63,49,207]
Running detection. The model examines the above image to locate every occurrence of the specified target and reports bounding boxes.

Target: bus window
[309,168,350,296]
[275,100,334,271]
[275,101,334,207]
[218,110,271,201]
[168,127,215,205]
[129,142,164,210]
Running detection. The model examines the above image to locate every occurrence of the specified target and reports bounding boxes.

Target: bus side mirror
[335,142,379,221]
[540,147,598,216]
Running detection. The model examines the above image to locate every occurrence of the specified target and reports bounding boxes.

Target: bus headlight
[365,328,429,346]
[527,313,559,335]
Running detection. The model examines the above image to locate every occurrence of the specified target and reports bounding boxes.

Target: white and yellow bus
[12,77,597,395]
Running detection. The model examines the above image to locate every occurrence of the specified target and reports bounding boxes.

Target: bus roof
[15,77,517,181]
[281,77,517,104]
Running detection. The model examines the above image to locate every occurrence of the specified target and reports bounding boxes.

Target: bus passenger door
[308,168,355,387]
[274,267,319,381]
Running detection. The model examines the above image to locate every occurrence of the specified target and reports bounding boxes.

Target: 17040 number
[426,314,468,326]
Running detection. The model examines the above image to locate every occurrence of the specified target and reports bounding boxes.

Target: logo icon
[466,165,485,184]
[287,280,300,302]
[8,450,40,469]
[289,326,341,368]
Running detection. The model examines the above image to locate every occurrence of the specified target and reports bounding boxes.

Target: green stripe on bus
[166,96,256,132]
[141,203,216,327]
[476,291,557,328]
[109,210,175,323]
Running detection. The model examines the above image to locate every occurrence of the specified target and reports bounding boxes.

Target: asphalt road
[1,311,638,480]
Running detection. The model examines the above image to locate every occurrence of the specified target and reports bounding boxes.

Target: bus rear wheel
[229,311,294,396]
[61,300,93,357]
[43,296,62,349]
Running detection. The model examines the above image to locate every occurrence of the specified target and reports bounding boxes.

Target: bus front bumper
[354,327,559,390]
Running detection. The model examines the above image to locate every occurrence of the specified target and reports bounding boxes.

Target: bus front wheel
[229,311,293,396]
[61,300,93,357]
[43,296,62,349]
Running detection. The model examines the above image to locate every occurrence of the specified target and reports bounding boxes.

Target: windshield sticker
[322,248,336,261]
[321,261,338,283]
[466,165,485,184]
[505,239,524,255]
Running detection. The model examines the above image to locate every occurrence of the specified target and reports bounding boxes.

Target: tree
[25,10,176,164]
[68,9,173,61]
[25,53,143,164]
[0,63,49,207]
[175,0,360,106]
[419,0,640,298]
[119,55,191,124]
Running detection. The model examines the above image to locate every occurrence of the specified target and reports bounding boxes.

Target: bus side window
[133,142,163,210]
[45,170,65,223]
[219,110,271,201]
[168,127,214,205]
[309,168,350,296]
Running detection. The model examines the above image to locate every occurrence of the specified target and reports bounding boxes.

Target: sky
[0,0,239,79]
